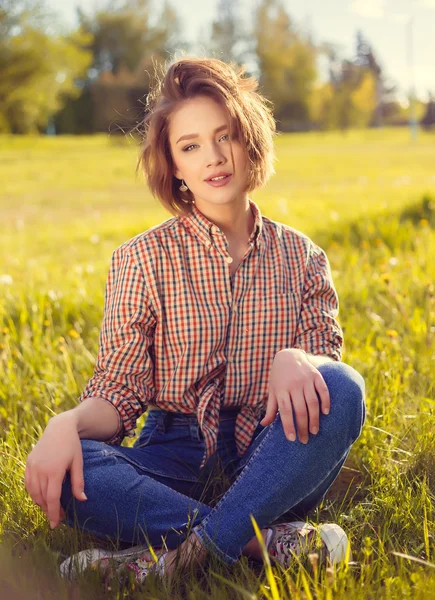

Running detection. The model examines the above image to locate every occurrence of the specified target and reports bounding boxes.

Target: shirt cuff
[78,379,143,445]
[292,339,342,362]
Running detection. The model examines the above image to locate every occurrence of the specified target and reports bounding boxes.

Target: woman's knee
[317,360,366,437]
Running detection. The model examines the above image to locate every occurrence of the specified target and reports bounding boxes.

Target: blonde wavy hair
[137,55,278,217]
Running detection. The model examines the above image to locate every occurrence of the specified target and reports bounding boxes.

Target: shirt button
[226,256,233,264]
[211,225,220,234]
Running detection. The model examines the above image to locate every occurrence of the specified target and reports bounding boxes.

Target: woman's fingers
[288,388,309,443]
[28,471,48,514]
[261,367,331,443]
[70,449,87,502]
[276,391,297,441]
[260,389,278,426]
[46,475,64,528]
[304,381,320,435]
[40,475,50,515]
[314,371,330,415]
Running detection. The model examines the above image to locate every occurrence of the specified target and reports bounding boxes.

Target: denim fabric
[61,361,365,565]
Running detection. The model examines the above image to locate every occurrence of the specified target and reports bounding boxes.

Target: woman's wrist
[48,410,79,431]
[279,347,309,359]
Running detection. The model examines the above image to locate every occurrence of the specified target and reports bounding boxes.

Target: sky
[47,0,435,102]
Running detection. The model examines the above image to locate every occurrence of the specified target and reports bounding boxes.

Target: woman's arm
[261,241,343,440]
[77,244,157,444]
[292,241,343,361]
[49,396,121,440]
[293,349,334,368]
[25,245,156,530]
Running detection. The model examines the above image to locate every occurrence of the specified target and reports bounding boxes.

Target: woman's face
[168,95,249,209]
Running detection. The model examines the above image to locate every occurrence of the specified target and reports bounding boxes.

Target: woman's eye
[183,134,229,152]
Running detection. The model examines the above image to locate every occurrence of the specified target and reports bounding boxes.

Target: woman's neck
[194,197,255,245]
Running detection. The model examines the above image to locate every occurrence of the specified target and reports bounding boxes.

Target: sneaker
[59,543,167,583]
[266,521,351,569]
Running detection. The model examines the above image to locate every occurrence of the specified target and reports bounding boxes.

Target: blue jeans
[61,362,365,565]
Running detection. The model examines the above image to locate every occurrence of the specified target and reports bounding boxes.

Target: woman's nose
[206,143,226,166]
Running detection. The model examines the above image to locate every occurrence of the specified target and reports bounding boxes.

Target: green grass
[1,128,435,598]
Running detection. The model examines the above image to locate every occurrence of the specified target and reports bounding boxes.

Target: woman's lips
[205,174,233,187]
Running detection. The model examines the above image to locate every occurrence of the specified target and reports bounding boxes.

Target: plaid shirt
[79,198,343,468]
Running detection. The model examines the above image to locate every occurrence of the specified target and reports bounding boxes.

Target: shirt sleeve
[78,244,156,444]
[292,241,343,361]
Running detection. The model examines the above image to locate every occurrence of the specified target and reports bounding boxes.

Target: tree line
[1,0,434,134]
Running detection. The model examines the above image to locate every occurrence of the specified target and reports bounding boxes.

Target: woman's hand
[260,349,330,443]
[25,412,87,529]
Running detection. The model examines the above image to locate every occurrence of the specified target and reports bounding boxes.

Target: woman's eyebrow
[176,124,227,144]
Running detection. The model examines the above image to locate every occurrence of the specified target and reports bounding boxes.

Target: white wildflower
[393,176,411,187]
[368,311,385,324]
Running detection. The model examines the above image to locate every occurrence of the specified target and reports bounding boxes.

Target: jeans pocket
[134,425,159,448]
[134,413,163,448]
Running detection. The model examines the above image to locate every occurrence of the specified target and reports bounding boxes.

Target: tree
[355,30,382,125]
[311,32,384,131]
[253,0,318,131]
[134,2,189,87]
[0,0,52,37]
[350,69,377,128]
[355,31,397,127]
[421,93,435,130]
[0,1,92,133]
[77,0,185,77]
[55,0,187,133]
[205,0,252,65]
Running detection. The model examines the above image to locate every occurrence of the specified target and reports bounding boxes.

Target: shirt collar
[180,197,263,250]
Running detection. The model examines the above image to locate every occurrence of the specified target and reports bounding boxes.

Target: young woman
[25,57,366,584]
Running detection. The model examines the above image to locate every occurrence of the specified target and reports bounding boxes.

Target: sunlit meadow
[1,129,435,599]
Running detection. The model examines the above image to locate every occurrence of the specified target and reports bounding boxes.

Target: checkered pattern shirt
[79,198,343,468]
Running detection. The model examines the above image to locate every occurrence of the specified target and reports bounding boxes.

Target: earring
[179,179,188,192]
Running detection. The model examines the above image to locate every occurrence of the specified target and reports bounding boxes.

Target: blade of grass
[250,514,281,600]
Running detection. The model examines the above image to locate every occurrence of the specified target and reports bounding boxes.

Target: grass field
[1,128,435,598]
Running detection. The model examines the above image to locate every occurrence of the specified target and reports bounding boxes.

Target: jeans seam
[194,523,236,564]
[135,422,161,447]
[286,447,351,515]
[103,447,200,483]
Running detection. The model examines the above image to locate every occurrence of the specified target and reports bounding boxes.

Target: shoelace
[95,551,167,585]
[269,527,327,569]
[122,552,167,582]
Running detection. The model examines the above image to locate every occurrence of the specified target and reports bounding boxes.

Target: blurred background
[1,3,435,597]
[1,0,434,135]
